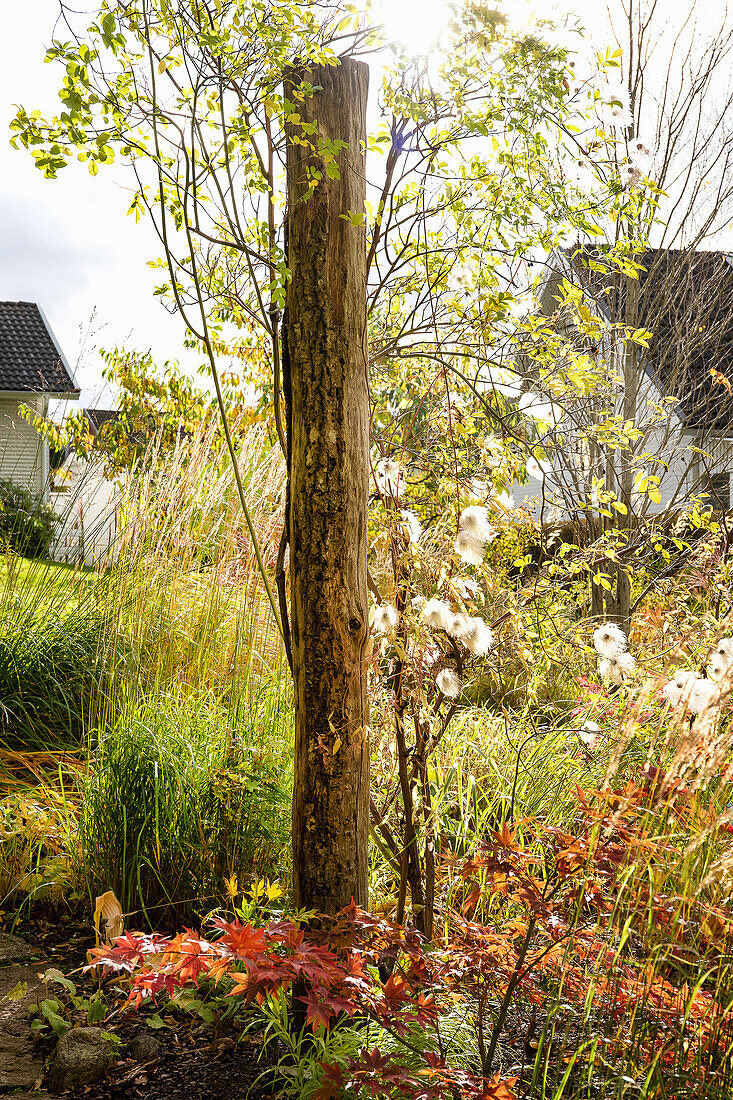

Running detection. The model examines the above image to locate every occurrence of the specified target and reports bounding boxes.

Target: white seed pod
[526,456,552,480]
[462,616,494,657]
[375,458,405,497]
[689,678,720,715]
[453,576,479,600]
[604,83,631,112]
[446,613,471,641]
[459,505,493,542]
[707,658,729,683]
[495,490,514,510]
[436,668,462,699]
[399,509,422,544]
[422,598,452,632]
[579,721,600,749]
[373,604,398,634]
[454,530,485,566]
[599,657,624,685]
[593,623,628,659]
[615,651,638,676]
[662,669,699,708]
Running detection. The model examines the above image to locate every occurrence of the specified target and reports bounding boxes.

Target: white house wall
[0,396,48,498]
[50,456,119,567]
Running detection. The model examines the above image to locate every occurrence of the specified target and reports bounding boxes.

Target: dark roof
[558,248,733,433]
[0,302,79,396]
[84,408,122,434]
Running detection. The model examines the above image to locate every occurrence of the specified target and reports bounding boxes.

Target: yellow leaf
[224,873,239,900]
[94,890,124,946]
[4,981,27,1001]
[333,736,342,754]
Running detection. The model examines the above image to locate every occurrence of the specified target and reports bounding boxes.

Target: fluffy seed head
[593,622,628,658]
[373,604,398,634]
[621,162,642,188]
[399,509,422,544]
[662,670,699,708]
[599,657,624,685]
[707,658,729,683]
[459,505,493,542]
[422,598,452,631]
[462,616,494,657]
[375,458,405,497]
[446,613,470,641]
[436,668,462,698]
[579,721,600,748]
[526,456,551,480]
[689,678,720,715]
[482,436,505,469]
[604,83,630,111]
[454,530,485,565]
[454,576,479,600]
[615,651,638,676]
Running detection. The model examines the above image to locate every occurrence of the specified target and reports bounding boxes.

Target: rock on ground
[0,949,50,1092]
[128,1032,162,1061]
[48,1027,116,1093]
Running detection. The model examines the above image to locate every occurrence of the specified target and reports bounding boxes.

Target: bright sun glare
[378,0,453,54]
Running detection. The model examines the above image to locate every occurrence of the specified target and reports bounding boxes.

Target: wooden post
[284,58,370,914]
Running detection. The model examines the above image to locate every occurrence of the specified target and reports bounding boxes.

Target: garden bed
[2,910,279,1099]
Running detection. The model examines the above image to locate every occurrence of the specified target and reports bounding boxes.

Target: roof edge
[35,303,80,394]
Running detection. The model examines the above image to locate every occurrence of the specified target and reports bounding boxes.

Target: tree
[13,0,621,926]
[284,58,371,911]
[22,348,215,477]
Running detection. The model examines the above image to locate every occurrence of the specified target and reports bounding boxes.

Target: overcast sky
[0,0,719,409]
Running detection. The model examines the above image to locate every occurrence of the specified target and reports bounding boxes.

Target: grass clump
[0,604,107,752]
[77,689,291,926]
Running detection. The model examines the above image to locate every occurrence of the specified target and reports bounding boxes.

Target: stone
[0,1016,44,1090]
[128,1031,162,1061]
[0,961,49,1091]
[48,1027,115,1093]
[0,933,40,966]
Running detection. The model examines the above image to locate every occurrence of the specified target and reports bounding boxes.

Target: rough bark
[284,59,370,914]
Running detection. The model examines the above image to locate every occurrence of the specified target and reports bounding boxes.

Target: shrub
[0,479,58,559]
[0,790,75,912]
[78,691,291,925]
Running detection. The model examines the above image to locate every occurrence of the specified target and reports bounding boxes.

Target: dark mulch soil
[2,909,281,1099]
[61,1017,281,1100]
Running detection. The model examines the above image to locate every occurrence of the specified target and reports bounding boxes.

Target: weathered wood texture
[284,59,370,913]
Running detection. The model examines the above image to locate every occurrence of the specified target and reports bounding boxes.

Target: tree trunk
[284,58,370,914]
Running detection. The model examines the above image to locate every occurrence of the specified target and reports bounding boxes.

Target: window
[710,472,730,510]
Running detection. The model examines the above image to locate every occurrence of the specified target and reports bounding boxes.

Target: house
[519,247,733,517]
[0,301,79,499]
[50,409,121,567]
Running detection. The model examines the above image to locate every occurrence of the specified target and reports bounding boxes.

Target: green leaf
[40,1000,70,1037]
[147,1014,172,1030]
[87,996,108,1024]
[41,969,77,995]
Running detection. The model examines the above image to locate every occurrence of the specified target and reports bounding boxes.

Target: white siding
[50,456,120,566]
[0,396,48,498]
